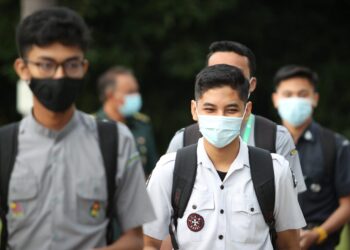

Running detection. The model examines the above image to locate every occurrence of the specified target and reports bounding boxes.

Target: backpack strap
[319,126,336,177]
[96,120,118,244]
[254,115,277,153]
[183,123,201,147]
[0,122,20,250]
[248,146,277,249]
[170,144,198,250]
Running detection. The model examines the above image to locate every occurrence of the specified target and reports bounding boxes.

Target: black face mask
[29,77,84,112]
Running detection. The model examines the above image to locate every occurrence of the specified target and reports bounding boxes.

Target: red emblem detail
[187,213,205,232]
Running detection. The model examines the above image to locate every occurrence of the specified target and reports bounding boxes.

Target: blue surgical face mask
[119,93,142,117]
[197,108,246,148]
[277,97,312,127]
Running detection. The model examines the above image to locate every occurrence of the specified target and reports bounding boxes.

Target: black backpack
[183,115,277,153]
[0,120,118,250]
[169,144,276,249]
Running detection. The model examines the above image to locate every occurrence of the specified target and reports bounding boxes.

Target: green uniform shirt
[96,109,158,175]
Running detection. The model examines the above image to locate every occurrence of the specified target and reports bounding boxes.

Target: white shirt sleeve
[166,130,184,153]
[143,153,176,240]
[272,154,306,232]
[115,123,156,231]
[275,125,307,193]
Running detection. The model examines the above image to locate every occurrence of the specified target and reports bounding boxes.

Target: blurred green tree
[1,0,349,153]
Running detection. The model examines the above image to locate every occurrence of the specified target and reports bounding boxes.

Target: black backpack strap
[0,122,20,250]
[170,144,198,249]
[96,120,118,244]
[183,123,202,147]
[248,146,277,249]
[319,126,336,177]
[254,115,277,153]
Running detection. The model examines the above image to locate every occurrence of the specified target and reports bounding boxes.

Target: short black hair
[207,41,256,77]
[195,64,250,103]
[97,66,135,103]
[16,7,91,57]
[273,65,319,90]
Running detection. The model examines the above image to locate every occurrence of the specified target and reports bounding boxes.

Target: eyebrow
[37,56,82,62]
[202,102,240,108]
[225,103,240,108]
[202,103,216,107]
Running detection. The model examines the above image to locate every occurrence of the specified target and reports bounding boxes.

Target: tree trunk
[21,0,56,18]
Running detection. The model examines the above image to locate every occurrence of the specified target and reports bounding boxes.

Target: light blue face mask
[119,93,142,117]
[198,111,245,148]
[277,97,312,127]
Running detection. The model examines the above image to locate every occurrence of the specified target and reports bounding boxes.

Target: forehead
[276,77,315,92]
[208,51,250,79]
[115,73,138,91]
[199,85,244,104]
[26,42,84,61]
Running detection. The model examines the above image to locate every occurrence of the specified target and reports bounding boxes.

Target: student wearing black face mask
[0,7,155,250]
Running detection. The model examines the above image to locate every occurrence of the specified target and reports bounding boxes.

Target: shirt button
[192,205,197,209]
[218,235,224,240]
[220,209,224,214]
[250,207,255,212]
[220,185,224,190]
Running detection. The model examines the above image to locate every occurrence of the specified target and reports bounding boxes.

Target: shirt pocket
[76,178,107,225]
[177,191,215,243]
[230,197,266,243]
[8,176,39,226]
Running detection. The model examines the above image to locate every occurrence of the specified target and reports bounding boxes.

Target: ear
[83,59,89,74]
[272,92,279,109]
[14,58,31,81]
[243,101,252,122]
[191,100,198,121]
[312,92,319,108]
[249,77,257,93]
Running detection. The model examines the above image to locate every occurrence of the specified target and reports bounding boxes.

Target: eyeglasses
[24,58,87,78]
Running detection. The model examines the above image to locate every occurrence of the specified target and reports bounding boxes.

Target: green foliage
[0,0,20,123]
[1,0,350,152]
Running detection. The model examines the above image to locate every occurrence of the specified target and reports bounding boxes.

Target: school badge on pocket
[90,201,101,218]
[187,213,205,232]
[10,202,24,218]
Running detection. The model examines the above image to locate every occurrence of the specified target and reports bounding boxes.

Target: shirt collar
[197,137,250,174]
[22,109,79,139]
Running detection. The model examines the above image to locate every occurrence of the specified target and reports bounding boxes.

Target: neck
[204,138,240,172]
[283,117,313,144]
[32,98,75,131]
[103,102,125,123]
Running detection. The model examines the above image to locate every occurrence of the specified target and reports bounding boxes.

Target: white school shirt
[144,137,306,250]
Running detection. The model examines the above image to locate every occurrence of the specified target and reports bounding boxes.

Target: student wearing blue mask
[272,65,350,250]
[96,66,158,175]
[144,64,306,250]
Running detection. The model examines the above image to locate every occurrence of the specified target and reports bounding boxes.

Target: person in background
[272,65,350,250]
[0,7,155,250]
[96,66,158,175]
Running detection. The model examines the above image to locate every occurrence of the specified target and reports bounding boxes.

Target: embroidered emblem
[10,202,24,218]
[310,183,322,193]
[304,131,313,140]
[187,213,205,232]
[290,149,298,156]
[90,201,101,218]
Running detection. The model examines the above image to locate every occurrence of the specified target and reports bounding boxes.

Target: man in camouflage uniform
[96,66,158,175]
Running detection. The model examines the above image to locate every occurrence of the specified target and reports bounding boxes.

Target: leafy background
[1,0,349,153]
